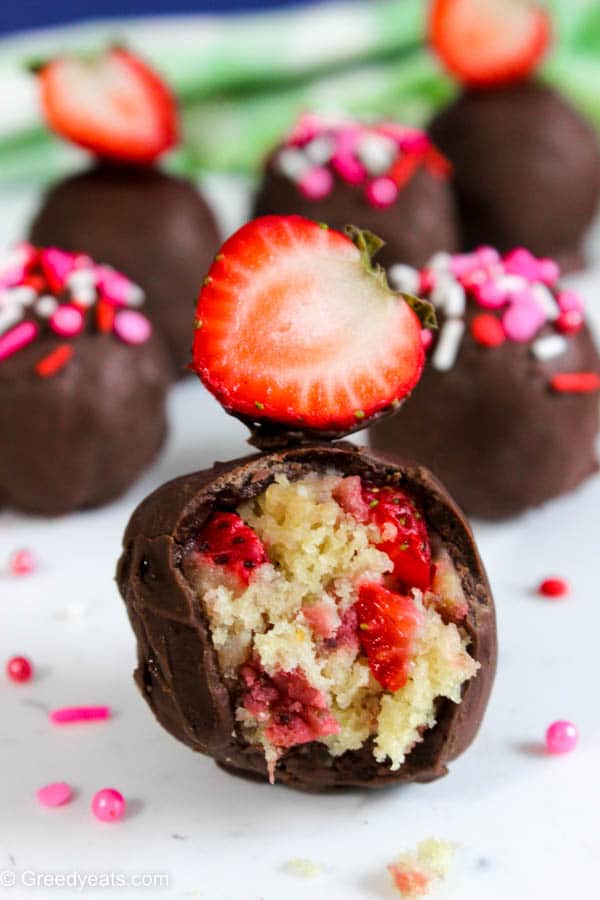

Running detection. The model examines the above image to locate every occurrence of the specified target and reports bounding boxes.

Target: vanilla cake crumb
[388,838,455,897]
[283,858,324,878]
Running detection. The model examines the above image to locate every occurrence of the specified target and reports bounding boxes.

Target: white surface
[1,91,600,900]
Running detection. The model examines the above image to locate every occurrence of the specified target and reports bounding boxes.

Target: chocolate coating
[29,164,221,375]
[370,311,600,520]
[253,154,459,270]
[117,443,496,791]
[0,332,170,516]
[429,82,600,272]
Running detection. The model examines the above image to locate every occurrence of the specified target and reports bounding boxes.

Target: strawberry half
[355,582,423,692]
[429,0,551,88]
[36,48,178,163]
[195,512,268,585]
[192,216,426,435]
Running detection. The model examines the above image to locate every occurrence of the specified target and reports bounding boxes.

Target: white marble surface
[1,58,600,900]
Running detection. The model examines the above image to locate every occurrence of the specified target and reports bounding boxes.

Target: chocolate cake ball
[253,115,459,270]
[0,244,170,516]
[429,82,600,272]
[29,164,220,375]
[371,246,600,519]
[117,443,496,791]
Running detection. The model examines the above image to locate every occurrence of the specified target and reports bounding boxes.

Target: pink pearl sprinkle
[449,253,479,279]
[546,720,578,754]
[503,247,542,281]
[537,257,560,286]
[50,705,111,725]
[474,279,507,309]
[421,329,434,351]
[557,289,584,314]
[50,304,84,338]
[502,298,545,342]
[365,176,398,209]
[114,310,152,346]
[298,166,333,200]
[40,247,79,292]
[474,246,500,267]
[0,320,39,362]
[332,152,365,185]
[95,266,136,307]
[37,782,73,808]
[9,548,37,576]
[92,788,126,822]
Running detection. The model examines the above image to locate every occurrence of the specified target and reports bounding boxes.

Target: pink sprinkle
[287,113,327,146]
[0,320,39,361]
[9,548,37,576]
[546,720,578,754]
[556,310,583,335]
[37,782,73,808]
[421,328,434,350]
[474,279,507,309]
[0,242,37,289]
[114,310,152,345]
[365,176,398,208]
[502,297,545,342]
[50,705,111,725]
[449,253,479,279]
[298,166,333,200]
[50,304,84,338]
[331,152,365,185]
[557,289,584,314]
[474,245,501,267]
[419,268,435,294]
[398,131,430,154]
[503,247,542,281]
[92,788,126,822]
[95,266,137,307]
[40,248,79,293]
[537,257,560,286]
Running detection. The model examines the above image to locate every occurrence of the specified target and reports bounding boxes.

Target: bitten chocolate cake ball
[118,444,496,790]
[253,115,458,270]
[28,47,220,375]
[371,247,600,519]
[427,0,600,271]
[429,83,600,271]
[0,244,170,516]
[117,215,496,790]
[30,165,220,375]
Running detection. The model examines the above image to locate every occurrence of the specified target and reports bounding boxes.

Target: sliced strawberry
[355,582,423,692]
[192,216,425,434]
[194,512,267,584]
[429,0,551,88]
[36,48,178,163]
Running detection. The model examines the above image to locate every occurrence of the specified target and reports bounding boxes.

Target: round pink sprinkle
[537,257,560,286]
[50,705,111,724]
[50,304,84,338]
[502,299,545,342]
[449,253,479,279]
[332,152,365,185]
[503,247,541,280]
[9,548,37,576]
[546,720,578,754]
[474,279,507,309]
[298,166,333,200]
[114,310,152,346]
[421,329,434,351]
[37,781,73,808]
[474,246,500,267]
[92,788,125,822]
[365,176,398,208]
[557,289,584,314]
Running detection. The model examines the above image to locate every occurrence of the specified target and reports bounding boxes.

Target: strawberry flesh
[429,0,551,88]
[355,582,424,692]
[192,216,424,434]
[195,512,267,584]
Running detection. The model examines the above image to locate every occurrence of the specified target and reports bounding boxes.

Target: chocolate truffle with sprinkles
[117,215,496,791]
[253,114,458,270]
[0,243,170,515]
[370,246,600,519]
[28,47,220,375]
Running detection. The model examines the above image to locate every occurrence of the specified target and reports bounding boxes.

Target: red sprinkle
[550,372,600,393]
[6,656,33,683]
[471,313,505,347]
[9,548,37,575]
[50,705,111,725]
[555,310,583,335]
[538,577,569,598]
[96,299,116,333]
[35,344,74,378]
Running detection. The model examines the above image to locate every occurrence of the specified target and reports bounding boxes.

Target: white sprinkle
[67,268,96,291]
[443,280,466,318]
[0,304,23,334]
[531,334,568,361]
[496,274,527,296]
[429,252,452,274]
[276,147,312,181]
[304,135,335,166]
[2,285,36,307]
[71,284,96,308]
[35,295,58,318]
[356,133,397,175]
[532,283,559,321]
[432,319,465,371]
[431,274,463,312]
[388,263,420,294]
[127,284,145,308]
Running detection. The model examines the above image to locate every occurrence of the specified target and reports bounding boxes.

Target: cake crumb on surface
[283,858,324,878]
[388,838,455,897]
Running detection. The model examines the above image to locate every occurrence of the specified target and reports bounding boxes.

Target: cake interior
[184,472,478,780]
